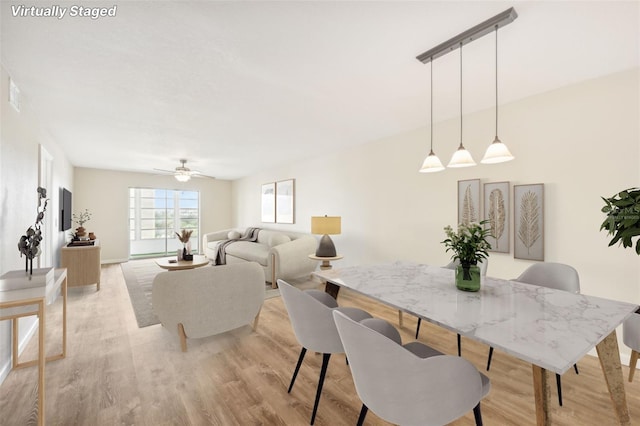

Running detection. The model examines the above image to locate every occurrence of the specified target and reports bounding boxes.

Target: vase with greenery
[442,221,491,292]
[600,187,640,254]
[176,229,193,259]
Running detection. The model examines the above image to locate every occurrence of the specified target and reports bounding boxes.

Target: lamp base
[315,234,337,257]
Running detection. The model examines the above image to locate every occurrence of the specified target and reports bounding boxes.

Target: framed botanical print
[261,182,275,223]
[458,179,480,226]
[514,183,544,261]
[483,181,510,253]
[276,179,295,224]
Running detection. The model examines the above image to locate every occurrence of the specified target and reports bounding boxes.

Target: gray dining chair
[486,262,580,406]
[415,259,488,357]
[623,310,640,382]
[333,310,491,426]
[278,279,372,425]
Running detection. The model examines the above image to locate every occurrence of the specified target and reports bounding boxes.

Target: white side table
[308,254,343,270]
[309,255,343,299]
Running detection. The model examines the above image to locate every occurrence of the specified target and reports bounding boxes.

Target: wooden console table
[0,267,68,426]
[61,240,101,290]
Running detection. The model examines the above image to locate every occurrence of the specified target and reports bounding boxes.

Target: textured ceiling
[1,1,638,180]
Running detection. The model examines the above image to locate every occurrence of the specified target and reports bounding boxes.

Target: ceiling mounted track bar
[416,7,517,64]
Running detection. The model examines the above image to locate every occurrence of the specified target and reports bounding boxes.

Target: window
[129,188,200,257]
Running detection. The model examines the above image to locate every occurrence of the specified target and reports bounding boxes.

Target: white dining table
[314,261,638,426]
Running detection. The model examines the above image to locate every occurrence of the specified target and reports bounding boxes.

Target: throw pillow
[268,233,291,247]
[228,230,242,240]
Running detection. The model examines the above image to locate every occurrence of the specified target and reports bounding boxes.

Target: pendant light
[481,26,514,164]
[448,43,476,168]
[419,59,445,173]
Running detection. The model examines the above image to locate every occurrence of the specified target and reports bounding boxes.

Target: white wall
[233,68,640,358]
[0,65,74,382]
[73,168,233,263]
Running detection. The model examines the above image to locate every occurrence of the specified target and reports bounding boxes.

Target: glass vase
[455,264,481,292]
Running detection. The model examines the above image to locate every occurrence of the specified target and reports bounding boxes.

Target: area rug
[121,258,286,328]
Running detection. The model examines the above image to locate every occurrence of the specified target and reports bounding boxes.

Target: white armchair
[152,262,265,351]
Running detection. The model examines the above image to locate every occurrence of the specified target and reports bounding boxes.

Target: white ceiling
[1,1,639,180]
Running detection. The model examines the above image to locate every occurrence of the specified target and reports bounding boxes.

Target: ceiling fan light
[419,150,445,173]
[481,136,514,164]
[448,146,476,168]
[175,172,191,182]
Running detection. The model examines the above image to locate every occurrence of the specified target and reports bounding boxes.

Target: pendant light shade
[419,60,444,173]
[448,43,475,168]
[420,150,445,172]
[482,26,514,164]
[482,136,513,163]
[448,145,476,168]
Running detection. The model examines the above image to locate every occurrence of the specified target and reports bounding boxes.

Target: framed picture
[458,179,480,226]
[261,182,275,223]
[276,179,295,224]
[483,181,510,253]
[514,183,544,261]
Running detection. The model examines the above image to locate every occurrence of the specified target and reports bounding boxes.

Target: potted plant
[442,221,492,291]
[600,187,640,254]
[73,209,92,238]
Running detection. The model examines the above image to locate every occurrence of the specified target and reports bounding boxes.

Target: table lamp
[311,215,341,257]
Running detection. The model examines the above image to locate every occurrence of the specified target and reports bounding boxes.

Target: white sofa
[202,228,318,288]
[152,262,265,351]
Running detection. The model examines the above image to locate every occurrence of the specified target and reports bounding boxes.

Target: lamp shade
[447,146,476,168]
[481,136,514,164]
[419,151,445,173]
[311,216,341,235]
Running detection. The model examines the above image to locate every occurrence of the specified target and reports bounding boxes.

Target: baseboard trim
[101,258,128,265]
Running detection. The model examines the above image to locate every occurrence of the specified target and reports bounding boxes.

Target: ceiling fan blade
[153,168,175,174]
[153,163,215,179]
[191,173,216,180]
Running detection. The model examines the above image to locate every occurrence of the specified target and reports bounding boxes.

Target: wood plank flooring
[1,263,639,425]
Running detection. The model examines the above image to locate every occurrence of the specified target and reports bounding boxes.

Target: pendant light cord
[459,42,463,149]
[430,59,434,152]
[495,25,499,137]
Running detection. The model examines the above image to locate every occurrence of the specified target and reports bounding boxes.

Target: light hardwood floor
[1,263,639,425]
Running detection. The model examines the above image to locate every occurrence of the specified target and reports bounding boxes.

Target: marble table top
[314,261,639,374]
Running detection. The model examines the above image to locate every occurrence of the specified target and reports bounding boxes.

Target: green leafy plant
[442,221,492,266]
[600,188,640,254]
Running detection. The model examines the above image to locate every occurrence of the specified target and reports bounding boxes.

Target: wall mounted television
[61,188,72,231]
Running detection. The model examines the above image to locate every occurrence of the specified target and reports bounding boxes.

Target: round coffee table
[155,255,210,271]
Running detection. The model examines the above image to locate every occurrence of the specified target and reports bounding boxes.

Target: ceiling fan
[154,159,215,182]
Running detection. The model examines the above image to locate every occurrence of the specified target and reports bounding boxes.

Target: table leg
[532,365,551,426]
[61,276,67,358]
[37,299,45,426]
[12,318,18,368]
[14,276,68,367]
[324,282,340,300]
[595,330,631,425]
